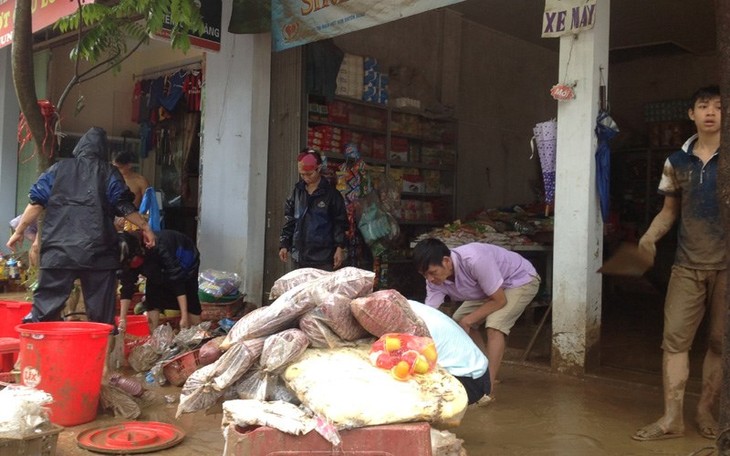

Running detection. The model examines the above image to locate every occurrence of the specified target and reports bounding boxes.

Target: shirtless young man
[112,150,150,208]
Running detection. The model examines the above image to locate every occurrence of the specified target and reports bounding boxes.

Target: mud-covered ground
[53,361,714,456]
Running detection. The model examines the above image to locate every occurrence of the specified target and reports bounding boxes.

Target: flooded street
[53,361,714,456]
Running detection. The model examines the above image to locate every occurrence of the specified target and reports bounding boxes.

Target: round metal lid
[76,421,185,454]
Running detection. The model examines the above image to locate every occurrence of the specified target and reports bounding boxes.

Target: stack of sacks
[176,267,468,432]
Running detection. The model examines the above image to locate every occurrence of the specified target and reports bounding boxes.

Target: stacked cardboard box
[335,54,364,99]
[307,125,343,153]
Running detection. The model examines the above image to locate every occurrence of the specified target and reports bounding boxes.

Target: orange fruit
[422,343,437,363]
[391,360,411,381]
[384,335,401,352]
[413,354,430,374]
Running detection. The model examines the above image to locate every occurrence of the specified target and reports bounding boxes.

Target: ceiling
[448,0,717,62]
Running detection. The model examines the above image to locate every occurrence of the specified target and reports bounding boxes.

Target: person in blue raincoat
[117,229,201,331]
[6,127,155,325]
[278,149,348,271]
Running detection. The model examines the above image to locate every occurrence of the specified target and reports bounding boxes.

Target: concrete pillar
[197,0,271,302]
[551,0,610,375]
[0,47,20,242]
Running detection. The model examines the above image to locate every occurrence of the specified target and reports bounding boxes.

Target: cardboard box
[403,174,425,193]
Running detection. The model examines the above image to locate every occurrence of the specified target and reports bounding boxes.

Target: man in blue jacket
[6,127,155,325]
[118,229,201,331]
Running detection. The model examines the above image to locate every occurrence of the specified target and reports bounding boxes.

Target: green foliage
[55,0,204,65]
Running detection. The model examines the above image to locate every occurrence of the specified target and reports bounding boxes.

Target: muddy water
[54,364,714,456]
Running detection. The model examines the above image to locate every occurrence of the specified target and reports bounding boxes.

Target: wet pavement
[52,361,716,456]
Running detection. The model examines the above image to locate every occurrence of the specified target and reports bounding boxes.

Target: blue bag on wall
[139,187,163,231]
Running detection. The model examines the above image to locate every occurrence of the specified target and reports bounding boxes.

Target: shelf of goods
[305,95,457,296]
[615,146,674,236]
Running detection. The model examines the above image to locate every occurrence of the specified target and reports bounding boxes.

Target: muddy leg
[659,351,688,432]
[695,348,721,439]
[146,310,160,333]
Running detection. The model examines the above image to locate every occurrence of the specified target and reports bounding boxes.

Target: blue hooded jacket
[30,127,136,269]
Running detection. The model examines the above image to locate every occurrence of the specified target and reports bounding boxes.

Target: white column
[551,0,610,374]
[0,47,20,236]
[198,0,271,301]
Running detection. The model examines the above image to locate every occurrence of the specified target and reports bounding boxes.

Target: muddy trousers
[29,268,117,325]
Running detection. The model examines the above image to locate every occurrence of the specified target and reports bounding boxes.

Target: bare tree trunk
[717,0,730,454]
[11,0,50,172]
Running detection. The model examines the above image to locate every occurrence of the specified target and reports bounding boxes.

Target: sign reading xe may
[542,0,596,38]
[0,0,92,49]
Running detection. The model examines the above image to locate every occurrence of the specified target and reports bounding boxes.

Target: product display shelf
[615,145,674,236]
[305,94,457,297]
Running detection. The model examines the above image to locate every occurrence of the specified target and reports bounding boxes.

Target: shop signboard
[154,0,222,52]
[272,0,466,51]
[541,0,596,38]
[0,0,93,49]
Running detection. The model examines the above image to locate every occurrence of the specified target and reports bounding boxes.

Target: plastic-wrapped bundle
[232,368,300,404]
[269,268,330,300]
[199,336,226,366]
[176,337,265,417]
[260,329,310,374]
[222,267,375,349]
[298,309,350,349]
[350,289,430,337]
[198,269,242,298]
[315,294,370,341]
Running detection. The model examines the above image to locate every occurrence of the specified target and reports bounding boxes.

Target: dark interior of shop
[360,0,718,385]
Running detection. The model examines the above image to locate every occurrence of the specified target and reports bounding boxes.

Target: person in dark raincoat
[117,229,201,331]
[278,149,347,270]
[6,127,155,325]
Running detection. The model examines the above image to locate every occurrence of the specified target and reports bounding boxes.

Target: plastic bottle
[0,254,5,280]
[6,258,19,280]
[109,373,145,397]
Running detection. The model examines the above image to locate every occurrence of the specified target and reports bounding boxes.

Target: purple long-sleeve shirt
[425,243,538,308]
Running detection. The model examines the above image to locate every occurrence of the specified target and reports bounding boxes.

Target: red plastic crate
[224,422,432,456]
[0,337,20,372]
[0,300,32,337]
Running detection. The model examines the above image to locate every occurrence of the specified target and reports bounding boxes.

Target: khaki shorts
[662,265,727,353]
[452,276,541,335]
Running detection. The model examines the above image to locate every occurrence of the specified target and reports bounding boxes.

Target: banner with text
[542,0,596,38]
[272,0,465,52]
[0,0,93,49]
[154,0,222,52]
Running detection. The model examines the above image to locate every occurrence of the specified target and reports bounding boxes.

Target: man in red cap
[279,149,347,271]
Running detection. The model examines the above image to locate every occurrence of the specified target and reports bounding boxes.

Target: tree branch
[12,0,48,171]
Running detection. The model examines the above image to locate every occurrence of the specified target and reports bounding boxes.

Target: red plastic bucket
[15,322,113,426]
[115,315,150,337]
[0,300,32,337]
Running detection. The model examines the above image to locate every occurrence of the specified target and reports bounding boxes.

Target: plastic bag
[0,385,53,438]
[356,193,400,256]
[223,267,374,349]
[298,309,352,349]
[138,187,163,231]
[9,215,37,242]
[173,321,213,349]
[198,269,242,298]
[350,289,430,338]
[269,268,330,300]
[177,338,265,417]
[222,400,316,436]
[369,333,438,381]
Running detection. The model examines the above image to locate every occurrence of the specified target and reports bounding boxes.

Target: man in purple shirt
[413,238,540,400]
